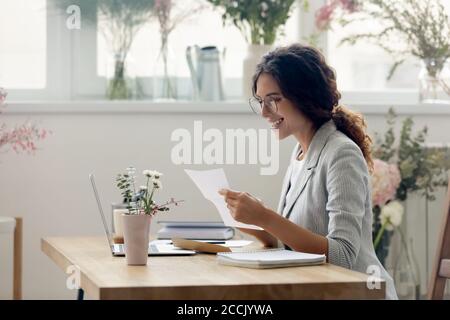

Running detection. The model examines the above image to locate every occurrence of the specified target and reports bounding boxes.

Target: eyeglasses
[248,95,281,115]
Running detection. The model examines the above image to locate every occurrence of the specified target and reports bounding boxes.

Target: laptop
[89,173,196,256]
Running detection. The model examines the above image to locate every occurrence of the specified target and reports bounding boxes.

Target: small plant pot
[122,214,151,266]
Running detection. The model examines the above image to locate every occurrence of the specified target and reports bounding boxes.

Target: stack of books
[156,221,235,240]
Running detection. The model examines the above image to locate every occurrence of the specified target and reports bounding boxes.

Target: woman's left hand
[218,189,268,226]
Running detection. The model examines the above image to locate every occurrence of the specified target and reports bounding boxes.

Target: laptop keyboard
[116,243,157,253]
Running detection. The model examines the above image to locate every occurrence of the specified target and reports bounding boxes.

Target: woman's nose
[261,103,271,118]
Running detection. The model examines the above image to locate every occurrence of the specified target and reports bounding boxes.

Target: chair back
[428,178,450,299]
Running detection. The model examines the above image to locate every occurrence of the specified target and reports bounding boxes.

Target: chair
[0,217,22,300]
[428,178,450,299]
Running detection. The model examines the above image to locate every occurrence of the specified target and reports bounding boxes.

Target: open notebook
[217,249,326,269]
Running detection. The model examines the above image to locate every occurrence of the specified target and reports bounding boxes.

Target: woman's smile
[269,117,284,129]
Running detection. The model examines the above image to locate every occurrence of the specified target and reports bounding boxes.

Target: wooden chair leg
[13,217,22,300]
[428,178,450,300]
[428,273,447,300]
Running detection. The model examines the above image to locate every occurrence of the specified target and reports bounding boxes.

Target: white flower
[261,2,268,11]
[143,170,152,177]
[139,185,148,191]
[152,179,162,189]
[143,170,163,179]
[379,200,404,231]
[260,2,269,17]
[126,166,136,174]
[153,171,163,179]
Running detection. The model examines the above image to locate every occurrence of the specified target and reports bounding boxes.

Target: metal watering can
[186,45,226,101]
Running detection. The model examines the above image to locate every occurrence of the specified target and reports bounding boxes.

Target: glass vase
[393,235,421,300]
[372,205,393,267]
[242,44,273,100]
[106,52,137,100]
[418,58,450,104]
[152,36,177,101]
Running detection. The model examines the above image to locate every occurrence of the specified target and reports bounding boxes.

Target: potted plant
[315,0,450,103]
[116,166,183,265]
[206,0,303,99]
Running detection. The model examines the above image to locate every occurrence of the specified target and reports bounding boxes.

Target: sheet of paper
[222,240,253,248]
[184,169,262,230]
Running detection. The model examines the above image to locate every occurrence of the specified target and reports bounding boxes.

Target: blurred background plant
[370,158,402,266]
[152,0,206,100]
[315,0,450,81]
[373,108,450,202]
[0,88,49,155]
[370,107,450,280]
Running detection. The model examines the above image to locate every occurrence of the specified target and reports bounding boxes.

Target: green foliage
[116,173,133,205]
[116,172,157,215]
[206,0,302,45]
[373,107,450,201]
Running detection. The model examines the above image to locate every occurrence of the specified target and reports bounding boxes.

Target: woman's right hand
[236,227,257,235]
[236,227,278,248]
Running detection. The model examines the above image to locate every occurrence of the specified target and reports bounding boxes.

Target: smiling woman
[219,43,398,300]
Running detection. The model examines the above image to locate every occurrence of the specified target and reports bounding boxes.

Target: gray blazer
[277,120,398,299]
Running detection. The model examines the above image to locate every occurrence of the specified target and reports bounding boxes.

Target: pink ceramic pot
[122,214,151,265]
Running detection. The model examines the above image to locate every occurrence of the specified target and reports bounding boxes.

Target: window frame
[5,0,426,105]
[3,0,74,101]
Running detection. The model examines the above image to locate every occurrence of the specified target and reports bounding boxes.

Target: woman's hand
[218,189,268,226]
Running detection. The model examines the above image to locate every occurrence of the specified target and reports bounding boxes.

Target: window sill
[4,100,450,115]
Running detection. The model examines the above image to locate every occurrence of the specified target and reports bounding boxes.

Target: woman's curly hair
[252,43,373,172]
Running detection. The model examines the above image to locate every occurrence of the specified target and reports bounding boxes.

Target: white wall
[0,102,449,299]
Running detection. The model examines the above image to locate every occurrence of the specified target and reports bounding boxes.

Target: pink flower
[315,0,359,30]
[315,2,338,30]
[0,123,50,155]
[0,87,7,105]
[371,159,401,207]
[338,0,359,13]
[155,0,171,11]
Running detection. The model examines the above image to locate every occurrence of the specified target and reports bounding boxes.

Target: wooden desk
[41,237,385,300]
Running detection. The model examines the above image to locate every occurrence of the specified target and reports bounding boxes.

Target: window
[0,0,47,89]
[7,0,447,103]
[95,0,300,100]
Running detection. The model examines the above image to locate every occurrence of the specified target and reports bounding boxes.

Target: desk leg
[77,288,84,300]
